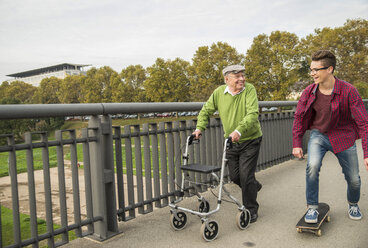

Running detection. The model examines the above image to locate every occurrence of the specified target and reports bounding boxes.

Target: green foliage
[0,99,37,145]
[35,117,65,132]
[300,18,368,89]
[111,65,147,102]
[121,65,146,89]
[145,58,190,102]
[59,75,84,103]
[0,81,37,103]
[189,42,245,101]
[355,82,368,99]
[80,66,120,103]
[33,77,62,104]
[245,31,302,100]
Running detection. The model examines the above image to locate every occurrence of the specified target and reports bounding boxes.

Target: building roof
[6,63,91,78]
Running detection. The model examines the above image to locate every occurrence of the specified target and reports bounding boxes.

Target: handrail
[0,100,366,120]
[0,101,299,120]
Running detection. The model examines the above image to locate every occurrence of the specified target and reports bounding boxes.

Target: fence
[0,101,366,247]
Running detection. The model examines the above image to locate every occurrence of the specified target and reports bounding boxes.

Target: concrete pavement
[65,140,368,248]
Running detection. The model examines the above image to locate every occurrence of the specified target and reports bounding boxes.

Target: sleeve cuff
[235,129,241,136]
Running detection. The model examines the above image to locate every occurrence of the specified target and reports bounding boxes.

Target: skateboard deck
[296,203,330,236]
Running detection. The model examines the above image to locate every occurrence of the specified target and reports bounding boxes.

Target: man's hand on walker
[292,147,304,159]
[229,131,240,143]
[192,129,202,139]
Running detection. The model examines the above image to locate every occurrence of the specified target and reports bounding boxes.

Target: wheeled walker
[169,135,251,241]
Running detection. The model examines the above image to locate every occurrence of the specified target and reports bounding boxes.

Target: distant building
[6,63,90,87]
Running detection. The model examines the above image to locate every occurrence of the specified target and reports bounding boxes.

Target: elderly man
[193,64,263,223]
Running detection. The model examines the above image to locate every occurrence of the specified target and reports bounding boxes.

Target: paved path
[65,140,368,248]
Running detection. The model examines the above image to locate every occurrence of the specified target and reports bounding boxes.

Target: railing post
[7,134,22,247]
[88,115,119,240]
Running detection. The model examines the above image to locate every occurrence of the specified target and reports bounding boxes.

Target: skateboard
[296,203,330,236]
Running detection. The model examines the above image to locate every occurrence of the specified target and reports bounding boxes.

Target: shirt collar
[332,77,341,95]
[312,77,339,95]
[224,86,245,96]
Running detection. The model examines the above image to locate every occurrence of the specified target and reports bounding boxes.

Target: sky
[0,0,367,83]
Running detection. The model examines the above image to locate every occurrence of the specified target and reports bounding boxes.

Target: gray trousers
[226,136,262,214]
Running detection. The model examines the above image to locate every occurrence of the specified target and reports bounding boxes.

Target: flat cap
[222,65,245,76]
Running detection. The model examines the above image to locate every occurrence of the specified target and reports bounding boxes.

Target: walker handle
[226,137,233,149]
[188,134,201,145]
[188,135,195,145]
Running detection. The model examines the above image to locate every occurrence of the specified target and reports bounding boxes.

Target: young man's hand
[364,158,368,171]
[292,147,304,159]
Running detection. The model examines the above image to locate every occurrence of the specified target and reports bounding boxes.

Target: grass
[0,147,58,177]
[1,205,77,247]
[0,142,161,177]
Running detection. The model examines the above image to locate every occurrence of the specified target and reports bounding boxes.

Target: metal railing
[0,101,366,247]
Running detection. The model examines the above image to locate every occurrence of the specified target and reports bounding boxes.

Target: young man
[292,50,368,223]
[193,65,263,223]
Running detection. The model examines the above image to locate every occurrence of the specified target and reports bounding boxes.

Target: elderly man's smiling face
[225,72,245,93]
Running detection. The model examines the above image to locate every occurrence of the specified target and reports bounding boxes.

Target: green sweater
[196,83,262,143]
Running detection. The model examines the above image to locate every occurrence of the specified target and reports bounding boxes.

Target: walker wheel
[170,211,187,230]
[200,220,219,241]
[236,209,251,230]
[198,200,210,213]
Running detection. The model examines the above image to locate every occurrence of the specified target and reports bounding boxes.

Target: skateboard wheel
[326,216,331,222]
[316,229,322,236]
[296,228,302,233]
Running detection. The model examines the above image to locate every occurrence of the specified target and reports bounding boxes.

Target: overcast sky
[0,0,367,83]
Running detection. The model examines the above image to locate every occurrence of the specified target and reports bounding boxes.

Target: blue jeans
[306,129,361,206]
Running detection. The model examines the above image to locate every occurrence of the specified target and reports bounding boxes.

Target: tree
[0,98,37,145]
[0,81,37,103]
[80,66,120,103]
[0,81,8,100]
[300,19,368,88]
[33,77,62,104]
[144,58,190,102]
[58,75,84,103]
[189,42,245,101]
[112,65,147,102]
[244,31,302,100]
[355,82,368,99]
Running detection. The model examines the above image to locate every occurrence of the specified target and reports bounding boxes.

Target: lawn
[0,143,160,177]
[0,147,58,177]
[1,205,77,247]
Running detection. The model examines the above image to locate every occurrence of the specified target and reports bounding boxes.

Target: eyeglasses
[309,66,329,74]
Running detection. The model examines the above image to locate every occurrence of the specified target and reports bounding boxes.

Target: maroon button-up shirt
[292,77,368,158]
